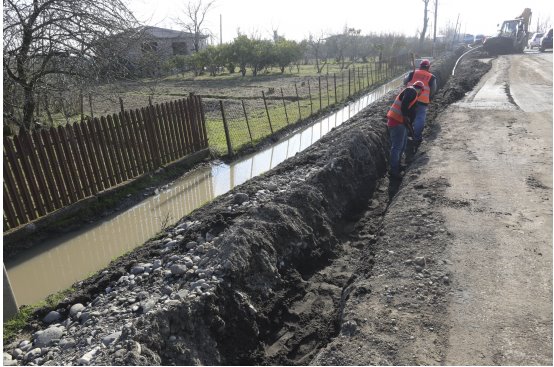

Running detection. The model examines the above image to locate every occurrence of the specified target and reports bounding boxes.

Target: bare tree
[3,0,139,130]
[308,32,329,74]
[420,0,430,46]
[534,15,552,33]
[176,0,216,53]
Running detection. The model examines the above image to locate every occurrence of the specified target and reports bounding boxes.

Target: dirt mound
[4,47,496,366]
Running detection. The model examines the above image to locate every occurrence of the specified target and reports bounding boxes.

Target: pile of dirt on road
[4,47,493,366]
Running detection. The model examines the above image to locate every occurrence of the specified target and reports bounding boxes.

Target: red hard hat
[420,59,430,68]
[412,81,425,89]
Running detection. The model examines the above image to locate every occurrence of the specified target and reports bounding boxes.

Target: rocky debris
[2,47,491,366]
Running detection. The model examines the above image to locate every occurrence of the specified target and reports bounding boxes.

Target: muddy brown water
[5,77,403,308]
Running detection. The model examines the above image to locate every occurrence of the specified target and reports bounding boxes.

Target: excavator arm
[517,8,532,32]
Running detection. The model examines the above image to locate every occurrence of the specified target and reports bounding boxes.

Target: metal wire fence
[204,53,411,156]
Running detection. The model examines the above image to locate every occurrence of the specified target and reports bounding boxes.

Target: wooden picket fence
[3,95,208,231]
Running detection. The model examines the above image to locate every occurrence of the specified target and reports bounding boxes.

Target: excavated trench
[5,47,496,366]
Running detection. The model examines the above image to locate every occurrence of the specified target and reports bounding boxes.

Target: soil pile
[3,48,493,366]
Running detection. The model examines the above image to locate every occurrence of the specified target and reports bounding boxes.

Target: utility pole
[220,14,222,45]
[433,0,438,56]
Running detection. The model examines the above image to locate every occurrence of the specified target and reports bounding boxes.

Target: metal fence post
[219,100,233,156]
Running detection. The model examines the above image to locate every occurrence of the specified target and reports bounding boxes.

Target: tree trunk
[420,0,430,46]
[22,86,35,130]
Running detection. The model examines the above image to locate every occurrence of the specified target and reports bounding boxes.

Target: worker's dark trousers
[413,103,428,142]
[388,124,407,176]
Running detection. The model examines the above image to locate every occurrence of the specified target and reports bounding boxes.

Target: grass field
[17,57,409,157]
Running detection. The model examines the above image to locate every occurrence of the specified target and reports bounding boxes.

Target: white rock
[101,331,121,347]
[77,347,99,365]
[34,326,64,347]
[69,303,85,318]
[170,264,187,276]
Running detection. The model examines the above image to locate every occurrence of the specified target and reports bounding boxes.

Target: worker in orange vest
[404,59,437,151]
[386,81,424,179]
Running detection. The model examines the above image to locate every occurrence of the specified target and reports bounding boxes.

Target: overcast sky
[128,0,553,43]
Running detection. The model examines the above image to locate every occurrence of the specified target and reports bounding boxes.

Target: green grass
[203,62,398,156]
[3,288,74,344]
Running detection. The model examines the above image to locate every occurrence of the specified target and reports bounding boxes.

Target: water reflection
[5,77,402,306]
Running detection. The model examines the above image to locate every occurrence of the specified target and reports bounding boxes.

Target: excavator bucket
[483,36,519,55]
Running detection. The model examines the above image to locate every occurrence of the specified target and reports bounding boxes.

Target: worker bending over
[403,59,437,152]
[386,81,424,179]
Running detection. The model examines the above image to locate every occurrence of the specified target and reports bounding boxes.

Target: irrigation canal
[5,76,403,308]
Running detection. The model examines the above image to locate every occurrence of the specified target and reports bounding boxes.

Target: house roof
[142,26,208,40]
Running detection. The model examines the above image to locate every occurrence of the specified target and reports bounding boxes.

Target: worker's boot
[413,140,422,153]
[405,140,415,163]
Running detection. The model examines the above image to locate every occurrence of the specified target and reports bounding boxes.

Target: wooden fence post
[241,100,253,144]
[353,67,357,94]
[318,75,322,111]
[333,73,337,104]
[3,141,29,223]
[262,91,274,134]
[41,129,71,205]
[308,80,313,115]
[12,134,46,216]
[294,83,302,121]
[20,130,55,212]
[280,88,289,125]
[326,74,330,107]
[31,129,63,208]
[220,100,233,156]
[348,68,351,97]
[341,71,344,101]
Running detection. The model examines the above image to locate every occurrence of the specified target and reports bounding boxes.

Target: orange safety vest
[407,69,432,104]
[387,87,418,123]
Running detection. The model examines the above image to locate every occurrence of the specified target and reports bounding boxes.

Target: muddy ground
[4,49,504,366]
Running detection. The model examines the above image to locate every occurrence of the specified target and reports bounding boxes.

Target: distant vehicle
[463,34,474,44]
[528,32,544,48]
[475,34,485,44]
[539,28,553,52]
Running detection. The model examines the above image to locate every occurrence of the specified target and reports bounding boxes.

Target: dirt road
[439,53,552,364]
[314,52,553,365]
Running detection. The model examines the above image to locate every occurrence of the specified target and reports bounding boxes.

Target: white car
[528,32,544,49]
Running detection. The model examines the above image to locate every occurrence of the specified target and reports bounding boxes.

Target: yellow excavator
[483,8,532,55]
